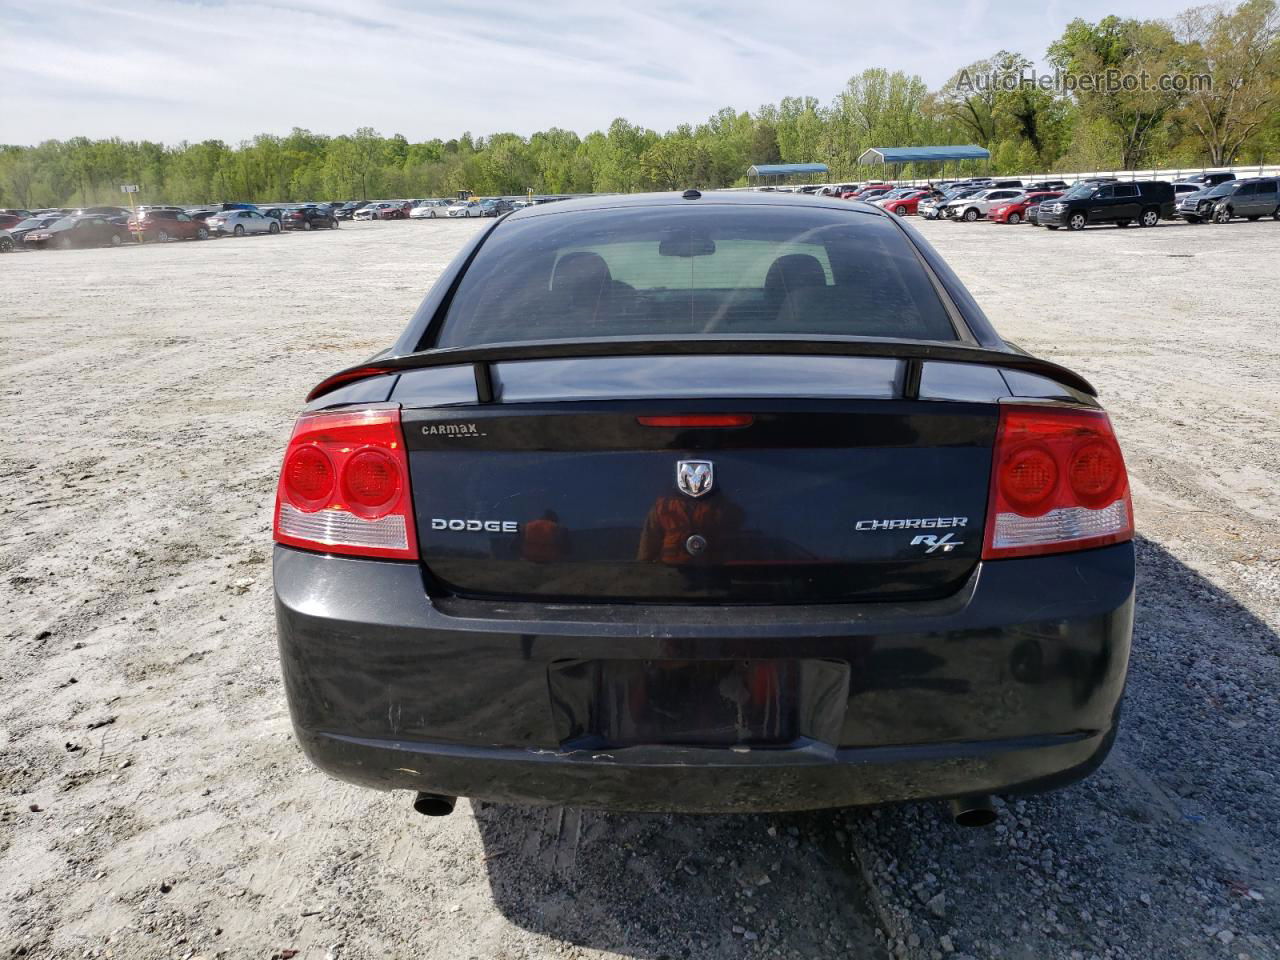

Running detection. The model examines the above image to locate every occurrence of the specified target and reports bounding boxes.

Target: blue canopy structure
[742,160,829,183]
[857,145,990,165]
[746,162,829,177]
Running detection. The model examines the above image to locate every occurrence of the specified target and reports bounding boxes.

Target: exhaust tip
[412,792,457,817]
[949,795,997,827]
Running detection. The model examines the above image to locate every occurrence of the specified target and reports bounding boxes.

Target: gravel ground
[1,214,1278,960]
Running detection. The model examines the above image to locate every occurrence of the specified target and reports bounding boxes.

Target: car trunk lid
[400,356,1000,604]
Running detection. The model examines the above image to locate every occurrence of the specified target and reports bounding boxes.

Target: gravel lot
[2,213,1278,960]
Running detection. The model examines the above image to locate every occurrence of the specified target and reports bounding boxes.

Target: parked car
[353,202,403,221]
[126,209,209,241]
[947,188,1026,222]
[274,190,1134,821]
[0,208,33,220]
[207,209,281,236]
[878,190,932,216]
[1175,171,1235,188]
[335,202,368,220]
[0,230,12,253]
[927,187,989,220]
[917,191,954,220]
[0,213,24,231]
[1172,183,1201,204]
[281,205,339,230]
[446,201,483,218]
[841,183,892,200]
[867,187,914,206]
[1025,180,1069,192]
[990,191,1062,225]
[25,214,131,249]
[409,200,454,219]
[479,199,514,217]
[1039,181,1175,231]
[1202,177,1280,223]
[5,214,63,248]
[1173,182,1232,223]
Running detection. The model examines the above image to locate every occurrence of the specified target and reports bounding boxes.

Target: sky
[1,0,1184,147]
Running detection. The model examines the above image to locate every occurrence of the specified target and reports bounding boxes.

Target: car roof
[506,190,889,222]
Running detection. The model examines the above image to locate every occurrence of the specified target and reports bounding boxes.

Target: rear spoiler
[305,336,1096,403]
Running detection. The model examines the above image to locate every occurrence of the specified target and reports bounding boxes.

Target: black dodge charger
[273,191,1135,822]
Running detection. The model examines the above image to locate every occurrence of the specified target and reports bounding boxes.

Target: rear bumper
[274,542,1134,812]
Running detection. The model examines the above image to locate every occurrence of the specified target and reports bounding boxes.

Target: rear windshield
[431,204,957,347]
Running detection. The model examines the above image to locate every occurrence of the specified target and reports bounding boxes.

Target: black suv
[1040,181,1175,231]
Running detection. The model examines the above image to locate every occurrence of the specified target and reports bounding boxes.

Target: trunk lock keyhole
[685,535,708,556]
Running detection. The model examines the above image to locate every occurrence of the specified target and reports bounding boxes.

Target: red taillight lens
[637,414,754,428]
[1067,439,1122,508]
[273,406,418,560]
[998,444,1058,514]
[340,449,400,515]
[284,445,334,505]
[983,406,1133,560]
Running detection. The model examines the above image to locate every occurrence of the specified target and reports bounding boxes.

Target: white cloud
[0,0,1184,145]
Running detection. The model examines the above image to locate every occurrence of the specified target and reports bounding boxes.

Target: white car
[409,200,454,219]
[947,189,1025,222]
[353,202,402,221]
[206,209,279,236]
[446,201,482,218]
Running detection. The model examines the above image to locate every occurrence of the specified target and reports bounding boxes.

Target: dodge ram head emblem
[676,460,714,498]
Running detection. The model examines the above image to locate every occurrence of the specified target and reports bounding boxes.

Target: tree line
[2,1,1277,209]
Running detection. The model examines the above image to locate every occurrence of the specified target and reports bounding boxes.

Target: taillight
[982,405,1132,560]
[273,406,418,560]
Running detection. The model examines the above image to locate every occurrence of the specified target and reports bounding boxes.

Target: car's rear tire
[303,220,313,230]
[1215,206,1232,224]
[269,222,280,234]
[330,218,338,229]
[197,227,209,240]
[1273,206,1280,220]
[110,233,123,246]
[892,205,905,215]
[963,208,979,222]
[429,209,437,218]
[1139,208,1159,228]
[1007,212,1021,225]
[233,224,245,236]
[1068,213,1086,231]
[0,235,14,253]
[157,229,170,242]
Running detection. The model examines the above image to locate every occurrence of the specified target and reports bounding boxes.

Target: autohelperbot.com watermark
[957,68,1211,94]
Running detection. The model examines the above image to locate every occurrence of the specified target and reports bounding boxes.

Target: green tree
[1049,16,1188,168]
[1176,0,1280,164]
